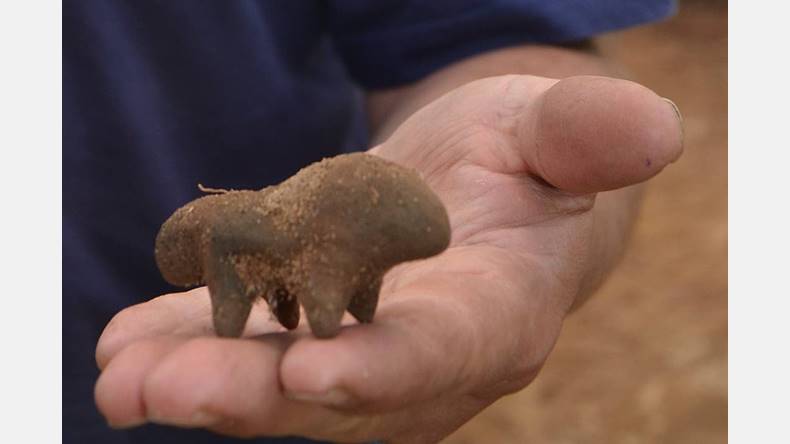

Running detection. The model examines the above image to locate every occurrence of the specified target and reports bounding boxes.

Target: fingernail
[662,97,685,160]
[107,418,147,429]
[662,97,683,124]
[285,388,355,408]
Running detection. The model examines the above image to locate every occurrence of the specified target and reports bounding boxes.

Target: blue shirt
[64,1,675,442]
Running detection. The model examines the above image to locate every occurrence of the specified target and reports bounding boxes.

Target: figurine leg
[265,287,300,330]
[204,253,253,338]
[298,271,353,339]
[347,276,382,323]
[202,208,284,337]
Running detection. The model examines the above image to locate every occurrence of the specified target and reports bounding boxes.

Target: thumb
[525,75,684,193]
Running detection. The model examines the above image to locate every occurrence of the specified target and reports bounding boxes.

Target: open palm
[95,75,682,443]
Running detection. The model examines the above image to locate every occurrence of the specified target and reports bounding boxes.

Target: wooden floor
[446,2,728,443]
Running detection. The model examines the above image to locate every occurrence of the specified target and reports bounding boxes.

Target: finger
[94,273,522,442]
[141,336,292,434]
[95,335,296,435]
[134,335,378,440]
[96,334,489,442]
[525,75,684,193]
[373,74,683,195]
[95,287,283,369]
[279,247,563,412]
[94,337,184,428]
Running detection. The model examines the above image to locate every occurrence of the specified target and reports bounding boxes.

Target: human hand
[95,75,683,443]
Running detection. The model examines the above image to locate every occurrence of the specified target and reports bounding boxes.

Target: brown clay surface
[155,153,451,338]
[446,1,727,442]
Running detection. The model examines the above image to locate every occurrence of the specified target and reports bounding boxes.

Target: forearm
[366,43,645,311]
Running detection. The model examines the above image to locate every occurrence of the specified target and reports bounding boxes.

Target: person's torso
[64,2,363,442]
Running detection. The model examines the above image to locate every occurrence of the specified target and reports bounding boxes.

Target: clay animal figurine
[155,153,451,338]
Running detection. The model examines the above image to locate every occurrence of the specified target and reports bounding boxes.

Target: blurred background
[447,1,727,442]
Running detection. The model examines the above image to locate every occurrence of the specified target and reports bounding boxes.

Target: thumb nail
[662,97,683,124]
[662,97,685,160]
